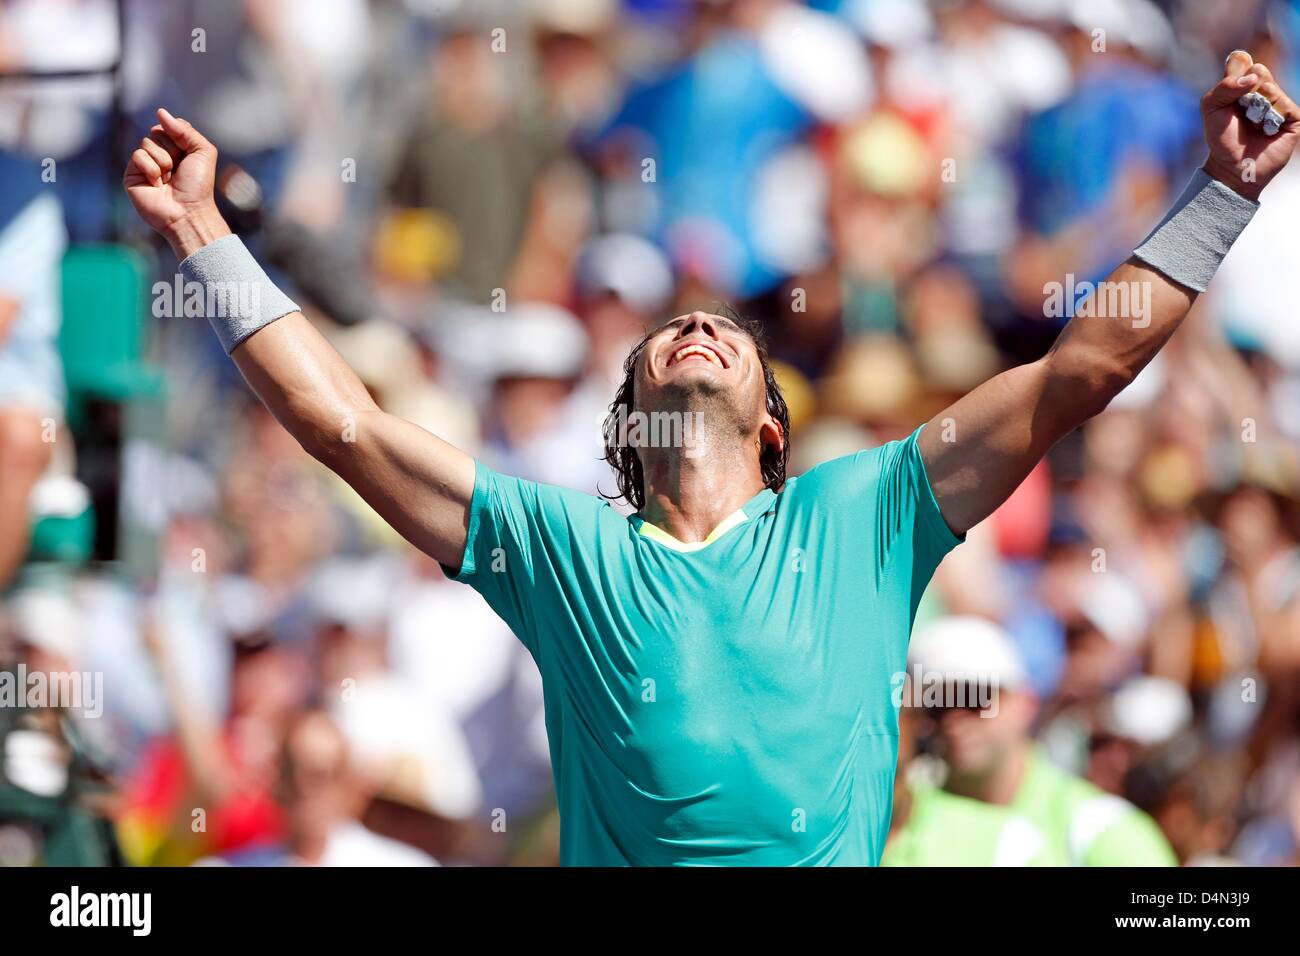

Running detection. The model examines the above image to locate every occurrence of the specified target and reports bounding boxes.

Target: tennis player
[123,51,1297,865]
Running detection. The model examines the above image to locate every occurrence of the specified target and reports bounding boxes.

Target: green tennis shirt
[881,780,1052,867]
[1011,749,1178,866]
[448,428,961,865]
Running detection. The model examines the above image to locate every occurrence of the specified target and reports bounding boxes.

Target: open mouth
[666,341,728,369]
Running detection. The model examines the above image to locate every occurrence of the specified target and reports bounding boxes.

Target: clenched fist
[1203,50,1300,200]
[123,108,230,259]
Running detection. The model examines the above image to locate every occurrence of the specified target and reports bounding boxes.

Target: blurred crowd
[1,0,1299,866]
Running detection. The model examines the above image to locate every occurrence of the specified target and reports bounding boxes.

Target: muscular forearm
[165,207,377,457]
[924,199,1241,535]
[234,313,382,455]
[924,166,1265,534]
[1040,256,1195,431]
[1043,143,1270,423]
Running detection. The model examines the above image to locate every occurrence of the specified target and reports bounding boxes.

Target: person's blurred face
[1059,622,1130,701]
[280,713,355,840]
[227,646,307,791]
[231,646,308,725]
[434,32,508,129]
[245,502,322,583]
[1087,733,1141,795]
[1220,487,1283,567]
[932,688,1036,776]
[581,294,647,381]
[493,376,575,447]
[535,31,613,124]
[316,622,386,690]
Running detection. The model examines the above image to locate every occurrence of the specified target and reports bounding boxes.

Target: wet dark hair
[600,305,790,512]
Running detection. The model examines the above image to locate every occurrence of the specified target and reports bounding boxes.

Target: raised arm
[920,51,1300,536]
[124,109,475,569]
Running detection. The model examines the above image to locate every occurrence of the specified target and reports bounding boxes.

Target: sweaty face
[634,311,766,418]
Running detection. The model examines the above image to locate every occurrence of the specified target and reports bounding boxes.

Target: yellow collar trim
[635,509,749,553]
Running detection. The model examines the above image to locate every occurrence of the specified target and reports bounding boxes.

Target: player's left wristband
[1132,168,1259,293]
[178,233,300,354]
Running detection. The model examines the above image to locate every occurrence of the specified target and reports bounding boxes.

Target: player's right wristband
[178,233,300,354]
[1132,168,1259,293]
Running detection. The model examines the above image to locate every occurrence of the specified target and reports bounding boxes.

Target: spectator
[892,615,1178,865]
[201,709,438,866]
[0,193,66,590]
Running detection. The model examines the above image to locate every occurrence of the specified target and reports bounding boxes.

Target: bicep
[918,358,1066,536]
[231,313,476,568]
[328,411,476,570]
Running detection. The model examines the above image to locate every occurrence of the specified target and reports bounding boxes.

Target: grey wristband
[178,234,300,354]
[1133,169,1259,293]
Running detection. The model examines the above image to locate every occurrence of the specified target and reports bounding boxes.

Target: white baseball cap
[909,615,1027,690]
[1066,0,1175,64]
[846,0,935,48]
[441,302,590,383]
[575,233,674,315]
[1102,676,1192,747]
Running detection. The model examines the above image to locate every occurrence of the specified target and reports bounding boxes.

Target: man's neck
[639,443,765,544]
